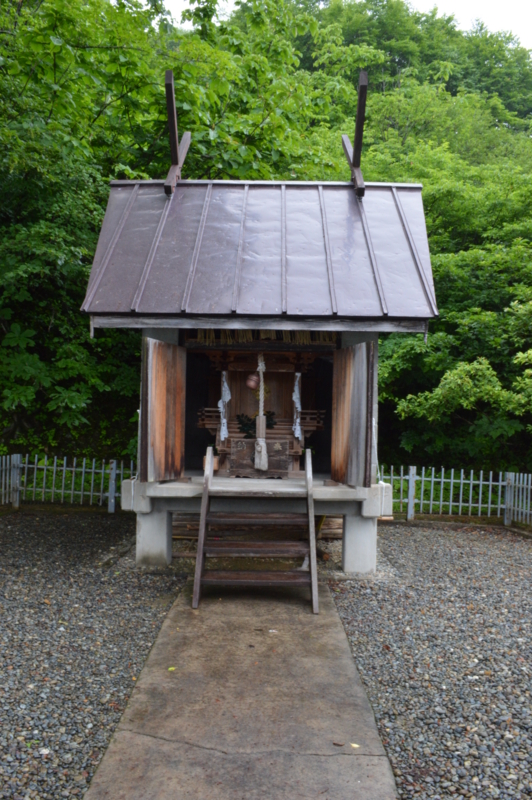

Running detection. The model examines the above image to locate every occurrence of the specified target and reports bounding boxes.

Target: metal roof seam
[281,185,287,314]
[318,186,338,315]
[83,182,435,320]
[81,184,139,312]
[131,193,174,311]
[391,187,438,316]
[109,180,425,189]
[181,183,213,312]
[356,194,389,316]
[231,184,249,312]
[90,313,430,331]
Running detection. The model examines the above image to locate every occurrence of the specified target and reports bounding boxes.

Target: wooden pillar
[139,335,186,482]
[331,333,378,487]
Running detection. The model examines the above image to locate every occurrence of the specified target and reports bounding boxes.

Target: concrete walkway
[85,583,397,800]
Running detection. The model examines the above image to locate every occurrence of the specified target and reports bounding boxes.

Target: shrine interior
[183,329,334,476]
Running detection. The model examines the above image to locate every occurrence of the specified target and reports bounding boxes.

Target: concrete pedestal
[136,505,172,567]
[342,507,377,573]
[124,478,386,572]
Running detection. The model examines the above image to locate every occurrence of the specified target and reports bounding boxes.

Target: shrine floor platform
[84,582,397,800]
[145,474,368,501]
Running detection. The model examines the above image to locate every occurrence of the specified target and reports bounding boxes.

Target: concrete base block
[361,482,393,518]
[136,507,172,567]
[342,508,377,573]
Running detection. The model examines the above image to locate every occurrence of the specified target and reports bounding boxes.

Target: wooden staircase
[192,448,319,613]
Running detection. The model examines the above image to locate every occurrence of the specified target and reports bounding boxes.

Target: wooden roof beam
[342,70,368,198]
[164,70,191,196]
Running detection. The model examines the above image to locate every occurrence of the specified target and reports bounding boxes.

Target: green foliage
[2,0,532,470]
[318,1,532,117]
[0,0,343,457]
[236,411,276,437]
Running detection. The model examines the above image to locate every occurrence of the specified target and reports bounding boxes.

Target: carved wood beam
[164,70,191,196]
[342,70,368,198]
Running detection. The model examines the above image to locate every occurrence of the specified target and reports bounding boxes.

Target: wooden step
[193,447,318,614]
[206,512,308,527]
[201,570,311,587]
[203,540,309,558]
[208,478,307,498]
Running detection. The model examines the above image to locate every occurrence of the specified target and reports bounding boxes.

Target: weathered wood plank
[139,337,150,482]
[352,168,365,197]
[192,447,213,608]
[165,69,179,166]
[305,449,319,614]
[203,541,309,557]
[341,134,354,167]
[353,71,368,169]
[331,345,367,487]
[145,337,186,482]
[91,316,431,333]
[201,570,311,587]
[163,133,191,196]
[208,479,307,497]
[206,512,308,526]
[178,131,191,168]
[331,348,352,485]
[164,164,180,197]
[364,340,375,488]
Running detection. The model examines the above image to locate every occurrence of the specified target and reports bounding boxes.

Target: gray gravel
[0,509,185,799]
[3,512,530,800]
[332,523,532,800]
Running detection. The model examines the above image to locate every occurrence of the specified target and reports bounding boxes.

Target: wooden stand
[198,409,323,478]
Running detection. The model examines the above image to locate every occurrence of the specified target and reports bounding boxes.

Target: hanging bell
[246,372,260,390]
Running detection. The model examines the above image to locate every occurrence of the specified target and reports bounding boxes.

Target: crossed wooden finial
[166,69,365,197]
[164,70,191,196]
[341,70,368,198]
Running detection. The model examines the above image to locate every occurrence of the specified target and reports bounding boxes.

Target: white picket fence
[1,455,21,507]
[1,456,531,526]
[380,466,531,525]
[0,454,135,513]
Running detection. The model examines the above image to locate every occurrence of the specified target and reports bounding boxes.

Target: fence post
[11,455,21,509]
[407,466,416,521]
[504,472,513,527]
[108,460,117,514]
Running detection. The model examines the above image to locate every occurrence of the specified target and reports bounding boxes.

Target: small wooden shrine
[81,71,438,606]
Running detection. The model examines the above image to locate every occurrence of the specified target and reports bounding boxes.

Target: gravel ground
[0,509,185,800]
[2,511,530,800]
[332,523,532,800]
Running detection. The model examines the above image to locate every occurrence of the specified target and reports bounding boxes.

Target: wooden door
[331,344,369,487]
[139,337,186,482]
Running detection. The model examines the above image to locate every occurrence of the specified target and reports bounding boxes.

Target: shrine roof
[82,179,438,326]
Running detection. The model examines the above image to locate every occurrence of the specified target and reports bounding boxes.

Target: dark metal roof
[82,180,438,320]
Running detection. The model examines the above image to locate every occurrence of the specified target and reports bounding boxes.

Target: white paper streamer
[257,354,266,416]
[255,438,268,470]
[292,372,302,441]
[255,354,268,470]
[218,371,231,442]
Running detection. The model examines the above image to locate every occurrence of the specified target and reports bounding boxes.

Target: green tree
[0,0,341,455]
[3,0,532,471]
